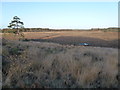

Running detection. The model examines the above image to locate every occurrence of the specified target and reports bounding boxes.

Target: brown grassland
[2,30,119,48]
[1,30,119,88]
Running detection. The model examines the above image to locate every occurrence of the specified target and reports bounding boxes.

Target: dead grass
[1,30,119,48]
[1,30,119,40]
[2,39,119,88]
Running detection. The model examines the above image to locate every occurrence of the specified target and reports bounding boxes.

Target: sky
[1,2,118,29]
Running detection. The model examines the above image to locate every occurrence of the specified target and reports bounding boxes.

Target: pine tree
[8,16,24,34]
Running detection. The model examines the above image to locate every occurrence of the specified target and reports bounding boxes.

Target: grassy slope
[2,39,119,88]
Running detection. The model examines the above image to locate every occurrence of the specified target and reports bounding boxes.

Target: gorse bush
[2,39,119,88]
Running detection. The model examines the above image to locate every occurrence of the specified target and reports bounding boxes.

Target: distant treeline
[1,28,51,33]
[91,27,120,32]
[1,27,120,33]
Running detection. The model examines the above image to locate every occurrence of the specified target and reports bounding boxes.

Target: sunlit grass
[2,39,119,88]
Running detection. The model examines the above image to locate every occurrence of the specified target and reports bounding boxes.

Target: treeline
[1,27,120,33]
[1,28,51,33]
[1,28,89,33]
[91,27,120,32]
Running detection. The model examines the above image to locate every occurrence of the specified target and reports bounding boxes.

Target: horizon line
[1,27,119,30]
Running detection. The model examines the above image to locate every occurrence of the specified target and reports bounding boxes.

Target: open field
[1,30,119,88]
[24,31,119,40]
[2,30,119,48]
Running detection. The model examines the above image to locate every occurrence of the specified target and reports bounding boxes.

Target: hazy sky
[2,2,118,29]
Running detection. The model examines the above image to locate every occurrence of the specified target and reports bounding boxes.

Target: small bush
[9,47,21,55]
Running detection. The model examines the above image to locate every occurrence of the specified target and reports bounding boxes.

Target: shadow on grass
[23,36,119,48]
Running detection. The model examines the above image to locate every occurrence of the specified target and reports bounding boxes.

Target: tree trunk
[16,22,19,34]
[17,28,19,34]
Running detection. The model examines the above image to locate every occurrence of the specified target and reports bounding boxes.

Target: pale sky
[1,2,118,29]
